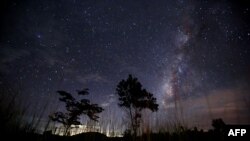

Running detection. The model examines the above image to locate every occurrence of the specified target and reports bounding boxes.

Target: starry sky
[0,0,250,131]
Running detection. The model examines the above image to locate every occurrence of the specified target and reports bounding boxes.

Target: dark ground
[2,123,248,141]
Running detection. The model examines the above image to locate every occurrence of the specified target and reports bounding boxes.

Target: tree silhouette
[212,118,226,132]
[116,74,158,136]
[49,88,103,135]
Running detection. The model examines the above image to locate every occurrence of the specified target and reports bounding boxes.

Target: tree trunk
[64,125,71,136]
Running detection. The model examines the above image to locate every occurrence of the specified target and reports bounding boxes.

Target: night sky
[0,0,250,131]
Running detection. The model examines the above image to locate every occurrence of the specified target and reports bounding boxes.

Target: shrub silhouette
[116,74,158,137]
[49,88,103,135]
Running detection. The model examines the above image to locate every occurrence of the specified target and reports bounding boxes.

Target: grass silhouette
[0,78,244,141]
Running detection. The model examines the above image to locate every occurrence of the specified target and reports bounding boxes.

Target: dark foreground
[1,118,249,141]
[0,129,241,141]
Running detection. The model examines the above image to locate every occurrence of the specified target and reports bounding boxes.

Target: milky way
[0,0,250,131]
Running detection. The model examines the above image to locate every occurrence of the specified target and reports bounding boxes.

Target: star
[0,0,249,134]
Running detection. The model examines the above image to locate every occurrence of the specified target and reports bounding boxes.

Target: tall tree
[49,88,103,135]
[116,74,158,136]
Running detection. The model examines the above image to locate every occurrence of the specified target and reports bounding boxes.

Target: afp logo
[225,125,249,140]
[228,129,246,136]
